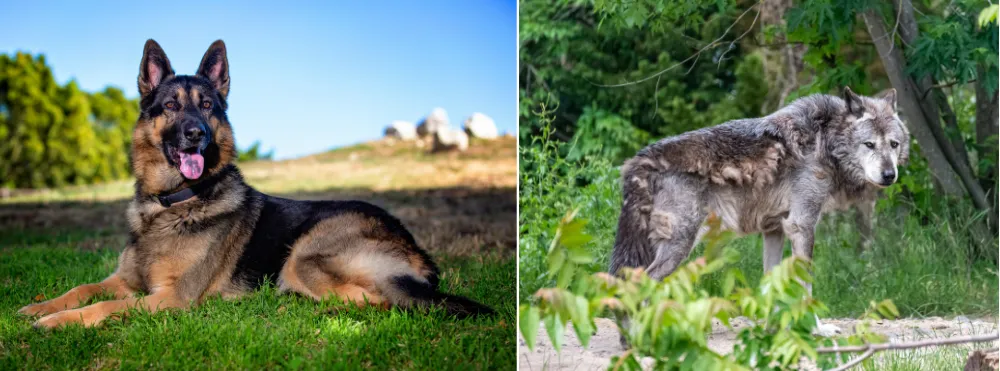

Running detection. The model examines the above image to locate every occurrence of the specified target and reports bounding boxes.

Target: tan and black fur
[18,39,492,329]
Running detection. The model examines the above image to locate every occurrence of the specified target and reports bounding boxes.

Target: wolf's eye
[864,142,875,149]
[890,140,899,149]
[201,101,212,110]
[164,102,179,111]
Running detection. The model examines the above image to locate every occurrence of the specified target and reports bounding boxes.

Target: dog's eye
[201,101,212,110]
[864,142,875,149]
[164,102,179,111]
[890,140,899,149]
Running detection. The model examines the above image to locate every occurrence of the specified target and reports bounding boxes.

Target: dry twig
[818,333,1000,371]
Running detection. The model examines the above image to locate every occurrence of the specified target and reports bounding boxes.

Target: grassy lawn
[0,138,517,370]
[0,234,513,370]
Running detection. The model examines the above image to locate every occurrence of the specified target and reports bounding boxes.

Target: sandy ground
[518,316,999,370]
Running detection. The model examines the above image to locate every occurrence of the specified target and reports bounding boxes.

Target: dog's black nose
[881,169,896,183]
[184,125,205,141]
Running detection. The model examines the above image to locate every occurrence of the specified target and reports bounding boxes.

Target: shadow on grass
[0,185,516,257]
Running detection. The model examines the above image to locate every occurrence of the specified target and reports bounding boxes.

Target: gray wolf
[609,88,908,343]
[18,39,493,328]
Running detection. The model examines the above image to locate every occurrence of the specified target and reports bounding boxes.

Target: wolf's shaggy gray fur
[609,89,908,339]
[610,88,908,280]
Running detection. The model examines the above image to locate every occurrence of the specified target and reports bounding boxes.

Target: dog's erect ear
[197,40,230,98]
[843,87,865,115]
[138,39,174,98]
[875,88,897,111]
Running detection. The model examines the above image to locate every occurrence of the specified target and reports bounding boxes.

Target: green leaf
[556,263,575,288]
[558,219,592,248]
[979,5,999,28]
[544,312,565,352]
[519,305,541,351]
[566,245,593,264]
[547,248,566,275]
[572,296,594,347]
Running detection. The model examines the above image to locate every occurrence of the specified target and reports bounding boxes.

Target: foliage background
[0,53,137,189]
[519,0,999,319]
[0,52,277,189]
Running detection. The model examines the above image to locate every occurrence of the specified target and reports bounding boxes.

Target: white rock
[432,127,468,152]
[384,120,417,140]
[417,107,449,137]
[463,112,498,139]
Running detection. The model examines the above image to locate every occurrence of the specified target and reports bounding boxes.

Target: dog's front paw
[812,320,842,337]
[18,302,62,317]
[33,310,85,329]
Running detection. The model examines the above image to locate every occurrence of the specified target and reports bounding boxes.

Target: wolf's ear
[138,39,174,98]
[875,88,897,111]
[197,40,230,99]
[843,87,864,115]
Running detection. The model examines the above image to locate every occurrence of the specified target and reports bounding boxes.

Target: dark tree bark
[975,65,999,230]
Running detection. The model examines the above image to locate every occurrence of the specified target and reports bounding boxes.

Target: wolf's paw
[812,321,842,337]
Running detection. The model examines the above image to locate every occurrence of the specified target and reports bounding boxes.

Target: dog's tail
[609,156,660,276]
[388,275,495,319]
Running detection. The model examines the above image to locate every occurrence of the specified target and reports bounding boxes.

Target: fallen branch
[828,348,875,371]
[818,333,1000,371]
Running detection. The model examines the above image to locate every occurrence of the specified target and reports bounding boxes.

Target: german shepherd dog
[18,40,493,328]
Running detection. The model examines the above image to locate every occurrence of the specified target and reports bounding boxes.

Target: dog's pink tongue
[178,152,204,179]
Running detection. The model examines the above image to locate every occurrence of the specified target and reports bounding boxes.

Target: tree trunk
[975,65,999,231]
[934,89,973,169]
[867,1,992,213]
[860,9,967,197]
[759,0,806,109]
[894,0,971,171]
[965,348,1000,371]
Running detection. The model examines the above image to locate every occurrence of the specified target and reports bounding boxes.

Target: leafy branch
[519,208,901,370]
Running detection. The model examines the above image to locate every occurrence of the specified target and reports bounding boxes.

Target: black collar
[155,175,221,207]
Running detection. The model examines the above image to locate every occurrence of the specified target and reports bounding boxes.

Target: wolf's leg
[617,176,705,349]
[18,274,136,317]
[618,209,706,349]
[783,185,840,336]
[854,199,875,253]
[33,288,184,329]
[645,204,708,281]
[762,231,785,273]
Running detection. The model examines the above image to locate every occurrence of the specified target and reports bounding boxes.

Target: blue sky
[0,1,516,159]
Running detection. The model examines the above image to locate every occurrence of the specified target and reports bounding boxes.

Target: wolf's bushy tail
[609,156,662,276]
[389,275,495,319]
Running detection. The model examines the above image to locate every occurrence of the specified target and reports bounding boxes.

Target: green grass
[0,231,515,370]
[0,136,516,369]
[518,143,999,319]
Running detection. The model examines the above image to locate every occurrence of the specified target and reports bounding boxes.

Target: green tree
[237,140,274,162]
[519,0,768,164]
[0,52,138,188]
